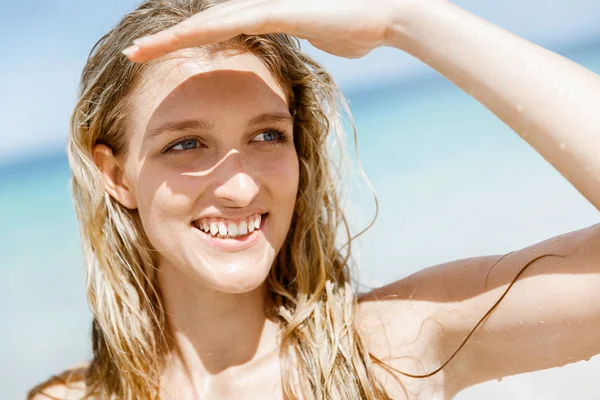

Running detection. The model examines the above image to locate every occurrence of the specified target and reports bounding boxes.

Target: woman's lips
[192,214,267,252]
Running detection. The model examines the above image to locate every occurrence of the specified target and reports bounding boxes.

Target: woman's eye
[169,139,200,152]
[252,129,289,146]
[253,131,279,142]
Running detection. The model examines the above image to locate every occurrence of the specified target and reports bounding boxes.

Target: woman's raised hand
[123,0,405,62]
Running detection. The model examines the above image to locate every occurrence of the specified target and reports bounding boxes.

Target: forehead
[128,49,290,132]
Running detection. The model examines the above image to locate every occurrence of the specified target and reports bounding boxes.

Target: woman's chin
[203,258,273,294]
[211,273,269,294]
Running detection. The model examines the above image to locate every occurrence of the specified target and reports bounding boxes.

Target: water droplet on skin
[518,320,524,327]
[559,142,566,150]
[539,320,545,324]
[516,104,524,112]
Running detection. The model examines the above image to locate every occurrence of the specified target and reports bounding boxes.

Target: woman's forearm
[388,0,600,210]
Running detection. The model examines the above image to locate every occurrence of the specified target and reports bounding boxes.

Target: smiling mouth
[192,213,267,240]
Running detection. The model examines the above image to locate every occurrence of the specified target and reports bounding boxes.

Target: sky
[1,0,600,165]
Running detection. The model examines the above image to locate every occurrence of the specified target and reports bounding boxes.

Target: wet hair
[29,0,388,398]
[28,0,549,398]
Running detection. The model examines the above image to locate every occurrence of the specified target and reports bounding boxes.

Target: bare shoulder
[356,223,600,396]
[356,267,458,353]
[28,365,89,400]
[356,278,453,399]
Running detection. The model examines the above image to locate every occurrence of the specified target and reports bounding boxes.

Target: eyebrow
[147,112,294,138]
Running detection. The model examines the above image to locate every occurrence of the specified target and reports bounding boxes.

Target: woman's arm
[388,0,600,211]
[126,0,600,211]
[360,223,600,395]
[370,2,600,392]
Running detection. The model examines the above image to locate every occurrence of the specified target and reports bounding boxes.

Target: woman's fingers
[123,0,294,62]
[121,0,389,62]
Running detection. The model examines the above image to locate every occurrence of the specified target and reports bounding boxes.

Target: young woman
[30,0,600,399]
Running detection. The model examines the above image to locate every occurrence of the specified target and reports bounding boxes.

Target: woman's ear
[93,144,138,209]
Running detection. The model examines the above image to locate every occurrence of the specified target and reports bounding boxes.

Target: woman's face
[114,50,299,293]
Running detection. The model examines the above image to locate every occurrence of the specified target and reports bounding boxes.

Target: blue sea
[2,42,600,399]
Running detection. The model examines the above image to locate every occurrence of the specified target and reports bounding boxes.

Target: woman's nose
[214,155,260,207]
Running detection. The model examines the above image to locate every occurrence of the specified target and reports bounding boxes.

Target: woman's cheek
[136,167,210,238]
[262,151,299,191]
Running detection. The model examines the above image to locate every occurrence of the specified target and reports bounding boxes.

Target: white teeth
[227,222,238,236]
[196,214,264,237]
[254,214,261,229]
[239,220,248,235]
[218,222,227,236]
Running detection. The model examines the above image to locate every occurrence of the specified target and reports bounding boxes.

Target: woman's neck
[157,262,281,397]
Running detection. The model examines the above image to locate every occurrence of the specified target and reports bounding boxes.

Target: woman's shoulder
[27,365,90,400]
[356,281,452,399]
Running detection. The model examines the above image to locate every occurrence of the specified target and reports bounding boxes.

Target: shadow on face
[122,53,300,293]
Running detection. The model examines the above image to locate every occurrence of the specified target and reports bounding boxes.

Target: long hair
[29,0,390,398]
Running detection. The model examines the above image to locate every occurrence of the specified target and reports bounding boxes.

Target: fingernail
[122,45,140,57]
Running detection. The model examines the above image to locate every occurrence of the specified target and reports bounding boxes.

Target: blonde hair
[29,0,390,398]
[28,2,546,398]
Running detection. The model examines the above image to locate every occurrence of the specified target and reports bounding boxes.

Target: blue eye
[168,138,201,152]
[171,139,198,150]
[253,131,279,142]
[252,129,289,146]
